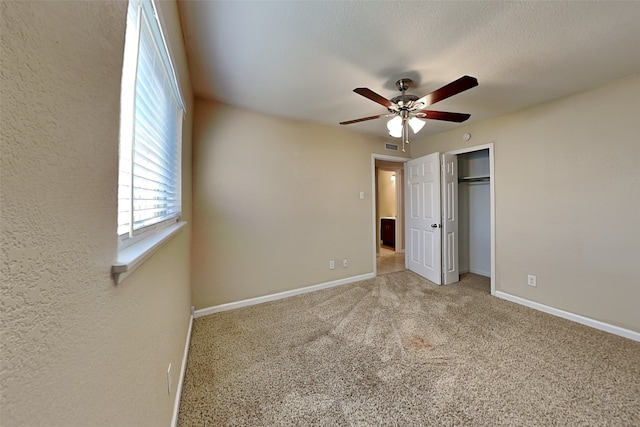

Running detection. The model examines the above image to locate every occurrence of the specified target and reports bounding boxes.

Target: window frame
[113,0,186,282]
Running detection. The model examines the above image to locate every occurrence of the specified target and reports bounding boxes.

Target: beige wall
[191,100,404,308]
[412,74,640,332]
[1,1,193,426]
[378,170,397,218]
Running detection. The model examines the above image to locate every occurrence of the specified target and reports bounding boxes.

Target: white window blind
[118,0,184,241]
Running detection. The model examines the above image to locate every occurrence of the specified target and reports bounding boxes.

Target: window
[118,0,184,248]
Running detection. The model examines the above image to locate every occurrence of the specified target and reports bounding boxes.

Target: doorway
[446,143,494,294]
[456,149,491,278]
[372,155,409,276]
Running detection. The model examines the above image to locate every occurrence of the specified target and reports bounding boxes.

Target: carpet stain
[407,335,434,350]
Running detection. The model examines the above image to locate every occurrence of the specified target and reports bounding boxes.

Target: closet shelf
[458,175,490,183]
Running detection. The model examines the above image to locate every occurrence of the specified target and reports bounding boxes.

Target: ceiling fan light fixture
[387,115,402,138]
[409,117,426,134]
[389,127,402,138]
[340,75,478,152]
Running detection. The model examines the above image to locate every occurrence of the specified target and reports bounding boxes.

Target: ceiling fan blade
[339,114,388,125]
[353,88,394,108]
[416,110,471,123]
[417,75,478,107]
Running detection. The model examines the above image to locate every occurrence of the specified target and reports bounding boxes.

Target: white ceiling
[178,1,640,138]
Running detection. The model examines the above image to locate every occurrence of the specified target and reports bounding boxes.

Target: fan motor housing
[391,78,421,110]
[391,94,419,108]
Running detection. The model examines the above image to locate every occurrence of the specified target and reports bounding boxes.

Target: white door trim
[371,153,410,277]
[444,143,495,295]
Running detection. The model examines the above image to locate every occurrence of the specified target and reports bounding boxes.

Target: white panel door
[442,153,459,285]
[405,152,441,284]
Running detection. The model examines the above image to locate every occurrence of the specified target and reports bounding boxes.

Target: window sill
[112,221,187,285]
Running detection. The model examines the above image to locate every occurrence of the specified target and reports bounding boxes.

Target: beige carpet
[178,271,640,426]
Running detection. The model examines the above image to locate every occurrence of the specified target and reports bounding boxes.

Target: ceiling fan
[340,75,478,151]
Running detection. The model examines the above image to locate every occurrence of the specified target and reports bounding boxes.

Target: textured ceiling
[178,1,640,138]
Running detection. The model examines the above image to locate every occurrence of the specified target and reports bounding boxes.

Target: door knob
[431,224,439,228]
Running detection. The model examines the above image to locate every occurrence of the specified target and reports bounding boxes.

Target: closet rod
[458,176,490,183]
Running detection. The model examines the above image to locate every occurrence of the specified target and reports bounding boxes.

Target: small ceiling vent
[384,142,399,152]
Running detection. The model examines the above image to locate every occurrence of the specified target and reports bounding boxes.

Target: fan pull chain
[402,115,409,152]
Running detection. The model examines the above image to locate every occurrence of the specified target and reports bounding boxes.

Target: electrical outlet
[167,363,172,395]
[527,275,537,287]
[343,259,348,268]
[329,260,335,270]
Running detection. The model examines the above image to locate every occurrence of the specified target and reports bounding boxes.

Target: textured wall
[412,74,640,332]
[191,100,405,309]
[1,1,193,425]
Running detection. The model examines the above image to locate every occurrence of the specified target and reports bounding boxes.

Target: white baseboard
[171,307,194,427]
[495,291,640,342]
[194,273,375,318]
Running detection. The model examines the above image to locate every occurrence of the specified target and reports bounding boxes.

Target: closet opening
[456,149,491,279]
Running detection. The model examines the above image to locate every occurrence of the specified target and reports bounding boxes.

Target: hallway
[377,246,405,275]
